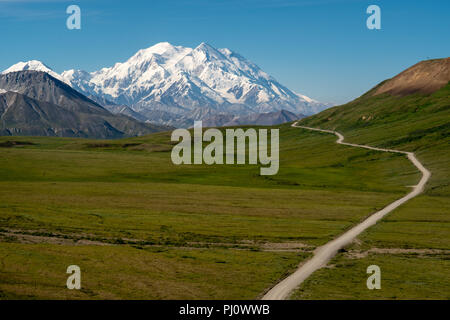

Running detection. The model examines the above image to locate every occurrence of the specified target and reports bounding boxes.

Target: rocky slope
[0,71,170,138]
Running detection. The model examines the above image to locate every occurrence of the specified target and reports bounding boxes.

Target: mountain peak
[196,42,214,49]
[2,60,66,83]
[128,42,191,68]
[191,42,226,61]
[194,42,221,53]
[3,60,51,74]
[142,41,176,54]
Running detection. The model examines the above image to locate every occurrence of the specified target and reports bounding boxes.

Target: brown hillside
[373,57,450,96]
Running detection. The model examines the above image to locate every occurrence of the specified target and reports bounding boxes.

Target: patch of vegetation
[0,243,305,299]
[0,140,35,148]
[292,252,450,300]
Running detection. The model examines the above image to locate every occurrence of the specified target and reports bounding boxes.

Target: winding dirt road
[262,122,431,300]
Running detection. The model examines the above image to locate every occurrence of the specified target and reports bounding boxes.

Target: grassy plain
[0,122,418,299]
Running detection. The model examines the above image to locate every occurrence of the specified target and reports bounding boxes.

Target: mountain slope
[0,71,108,115]
[3,60,66,83]
[0,91,123,138]
[373,57,450,96]
[0,71,170,138]
[299,57,450,193]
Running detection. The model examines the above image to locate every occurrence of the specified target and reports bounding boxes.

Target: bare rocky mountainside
[0,71,170,138]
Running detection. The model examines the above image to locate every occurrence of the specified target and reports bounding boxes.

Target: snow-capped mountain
[3,60,66,83]
[2,42,331,126]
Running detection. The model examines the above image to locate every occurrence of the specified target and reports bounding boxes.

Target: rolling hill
[299,57,450,193]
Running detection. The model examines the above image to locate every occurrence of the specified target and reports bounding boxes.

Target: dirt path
[262,122,431,300]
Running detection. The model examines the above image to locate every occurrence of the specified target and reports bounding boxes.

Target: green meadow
[0,243,307,300]
[0,122,420,299]
[292,252,450,300]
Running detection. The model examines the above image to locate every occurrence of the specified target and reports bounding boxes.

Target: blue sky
[1,0,449,104]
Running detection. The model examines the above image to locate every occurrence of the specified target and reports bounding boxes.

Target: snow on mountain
[2,43,332,126]
[60,42,331,118]
[2,60,66,83]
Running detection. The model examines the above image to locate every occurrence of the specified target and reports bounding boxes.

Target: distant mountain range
[2,42,331,127]
[201,109,302,127]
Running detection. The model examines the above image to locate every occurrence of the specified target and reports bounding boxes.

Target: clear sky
[1,0,449,104]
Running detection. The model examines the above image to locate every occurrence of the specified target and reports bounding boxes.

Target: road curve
[262,121,431,300]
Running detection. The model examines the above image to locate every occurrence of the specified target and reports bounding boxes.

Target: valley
[0,51,448,300]
[0,122,418,299]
